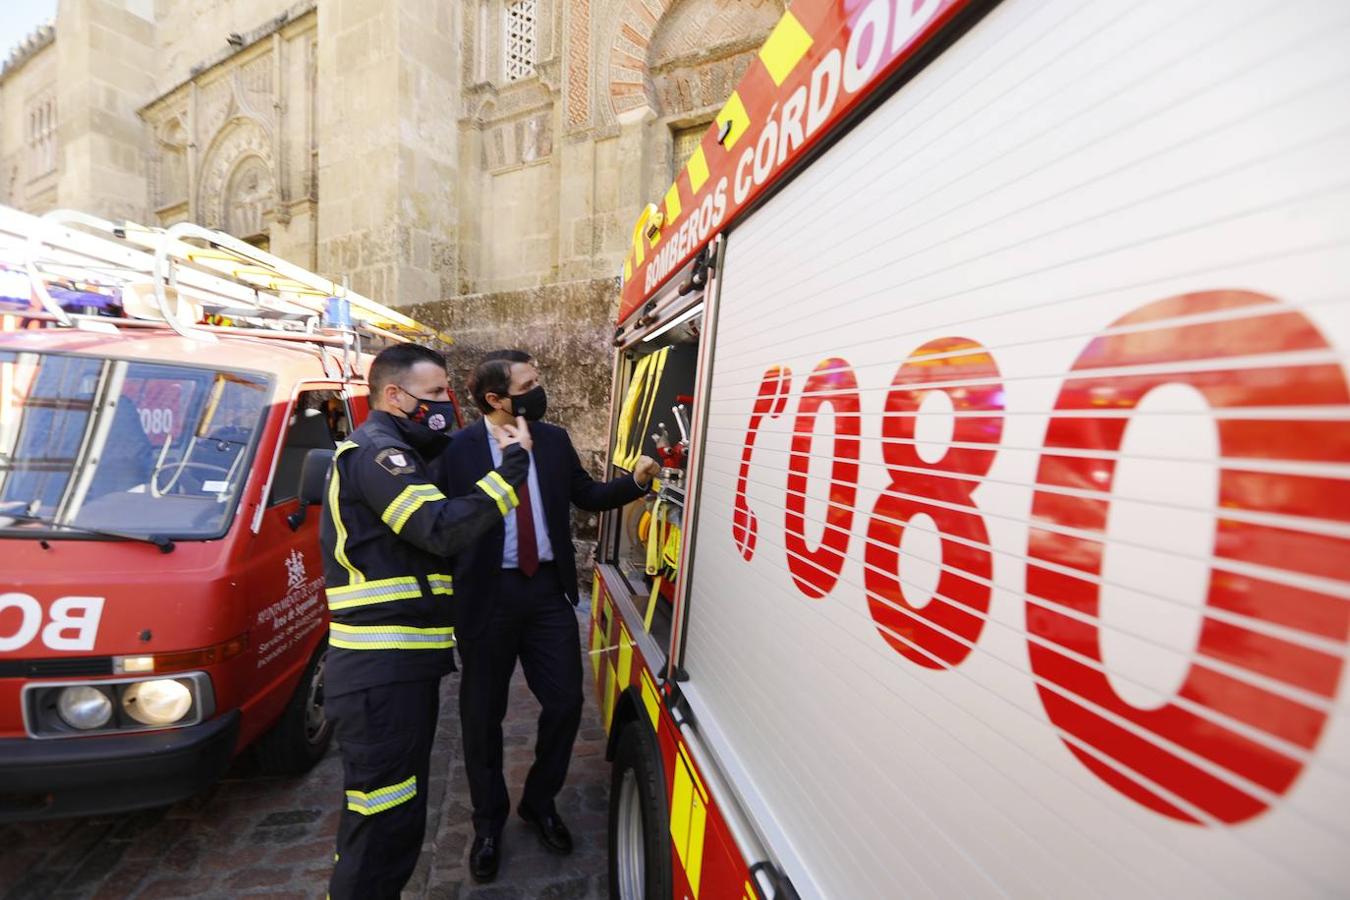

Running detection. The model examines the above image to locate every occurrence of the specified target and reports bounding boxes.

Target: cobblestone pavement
[0,604,610,900]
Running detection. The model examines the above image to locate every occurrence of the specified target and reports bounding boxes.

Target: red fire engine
[589,0,1350,897]
[0,206,460,820]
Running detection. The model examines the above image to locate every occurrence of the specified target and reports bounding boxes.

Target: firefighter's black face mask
[394,387,457,444]
[506,384,547,422]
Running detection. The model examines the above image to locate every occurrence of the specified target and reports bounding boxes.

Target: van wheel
[256,643,332,775]
[609,721,672,900]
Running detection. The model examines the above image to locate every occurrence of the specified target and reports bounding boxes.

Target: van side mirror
[287,448,335,531]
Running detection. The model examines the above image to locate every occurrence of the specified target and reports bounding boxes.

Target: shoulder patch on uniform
[375,447,417,476]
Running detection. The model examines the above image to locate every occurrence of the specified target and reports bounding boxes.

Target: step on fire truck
[0,205,461,820]
[589,0,1350,897]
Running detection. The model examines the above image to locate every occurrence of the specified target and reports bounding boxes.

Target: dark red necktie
[515,474,539,577]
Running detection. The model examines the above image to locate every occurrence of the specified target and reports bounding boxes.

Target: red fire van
[0,206,459,820]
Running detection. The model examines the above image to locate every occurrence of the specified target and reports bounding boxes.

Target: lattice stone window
[28,97,57,177]
[672,122,709,178]
[504,0,537,82]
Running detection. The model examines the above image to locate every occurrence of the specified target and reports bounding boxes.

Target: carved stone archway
[196,118,276,237]
[604,0,783,123]
[224,156,275,243]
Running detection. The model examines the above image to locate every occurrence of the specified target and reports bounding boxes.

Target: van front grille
[0,657,113,678]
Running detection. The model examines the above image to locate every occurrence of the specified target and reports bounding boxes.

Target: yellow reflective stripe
[380,483,446,534]
[485,470,518,508]
[329,441,363,585]
[326,576,421,611]
[476,477,509,516]
[427,573,454,596]
[670,745,708,898]
[475,471,518,517]
[329,622,455,651]
[345,775,417,815]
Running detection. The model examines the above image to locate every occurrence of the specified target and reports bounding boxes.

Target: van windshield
[0,350,270,540]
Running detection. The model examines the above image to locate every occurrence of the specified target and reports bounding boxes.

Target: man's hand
[493,416,533,453]
[633,455,661,487]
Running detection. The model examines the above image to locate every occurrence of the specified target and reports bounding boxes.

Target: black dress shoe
[518,805,573,855]
[469,834,501,883]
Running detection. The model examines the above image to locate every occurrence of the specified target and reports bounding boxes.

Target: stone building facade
[0,0,781,518]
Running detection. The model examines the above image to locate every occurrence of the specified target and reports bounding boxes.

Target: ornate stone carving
[197,118,274,233]
[565,0,591,129]
[224,156,274,238]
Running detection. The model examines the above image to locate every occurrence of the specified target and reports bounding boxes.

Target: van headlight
[24,672,213,738]
[56,685,114,730]
[121,679,194,725]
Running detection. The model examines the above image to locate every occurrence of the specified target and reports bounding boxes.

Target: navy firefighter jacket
[319,409,527,696]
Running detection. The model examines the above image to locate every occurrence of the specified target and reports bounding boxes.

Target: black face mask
[397,388,458,434]
[388,412,450,457]
[506,384,547,422]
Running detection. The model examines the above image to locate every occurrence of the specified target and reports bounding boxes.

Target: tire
[609,720,673,900]
[255,641,333,775]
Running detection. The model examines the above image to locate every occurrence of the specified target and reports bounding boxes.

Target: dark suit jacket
[437,418,646,640]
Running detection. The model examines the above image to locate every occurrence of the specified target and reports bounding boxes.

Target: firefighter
[320,343,531,900]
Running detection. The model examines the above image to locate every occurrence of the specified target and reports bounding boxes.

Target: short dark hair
[368,343,446,397]
[468,349,534,414]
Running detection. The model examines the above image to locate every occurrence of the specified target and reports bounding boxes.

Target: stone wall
[0,29,59,213]
[317,0,463,309]
[414,276,621,564]
[53,0,156,223]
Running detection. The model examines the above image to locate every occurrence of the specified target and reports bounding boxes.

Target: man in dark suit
[438,349,659,882]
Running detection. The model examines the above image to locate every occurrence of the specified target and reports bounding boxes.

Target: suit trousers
[327,678,440,900]
[458,563,585,837]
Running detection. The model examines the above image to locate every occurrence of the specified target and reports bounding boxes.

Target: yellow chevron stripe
[759,11,813,86]
[715,91,749,149]
[664,182,682,225]
[686,145,709,193]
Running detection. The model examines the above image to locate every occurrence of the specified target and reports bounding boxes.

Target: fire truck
[588,0,1350,896]
[0,205,460,820]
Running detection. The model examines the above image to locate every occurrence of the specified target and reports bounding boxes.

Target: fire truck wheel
[609,721,672,900]
[256,643,333,775]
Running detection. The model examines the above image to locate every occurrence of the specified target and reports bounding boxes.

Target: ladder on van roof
[0,204,453,367]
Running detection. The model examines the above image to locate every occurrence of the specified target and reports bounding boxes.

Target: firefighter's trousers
[327,678,440,900]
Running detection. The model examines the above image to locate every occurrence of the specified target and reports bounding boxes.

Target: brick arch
[604,0,784,121]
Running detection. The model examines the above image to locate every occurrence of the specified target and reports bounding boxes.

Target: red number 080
[730,291,1350,825]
